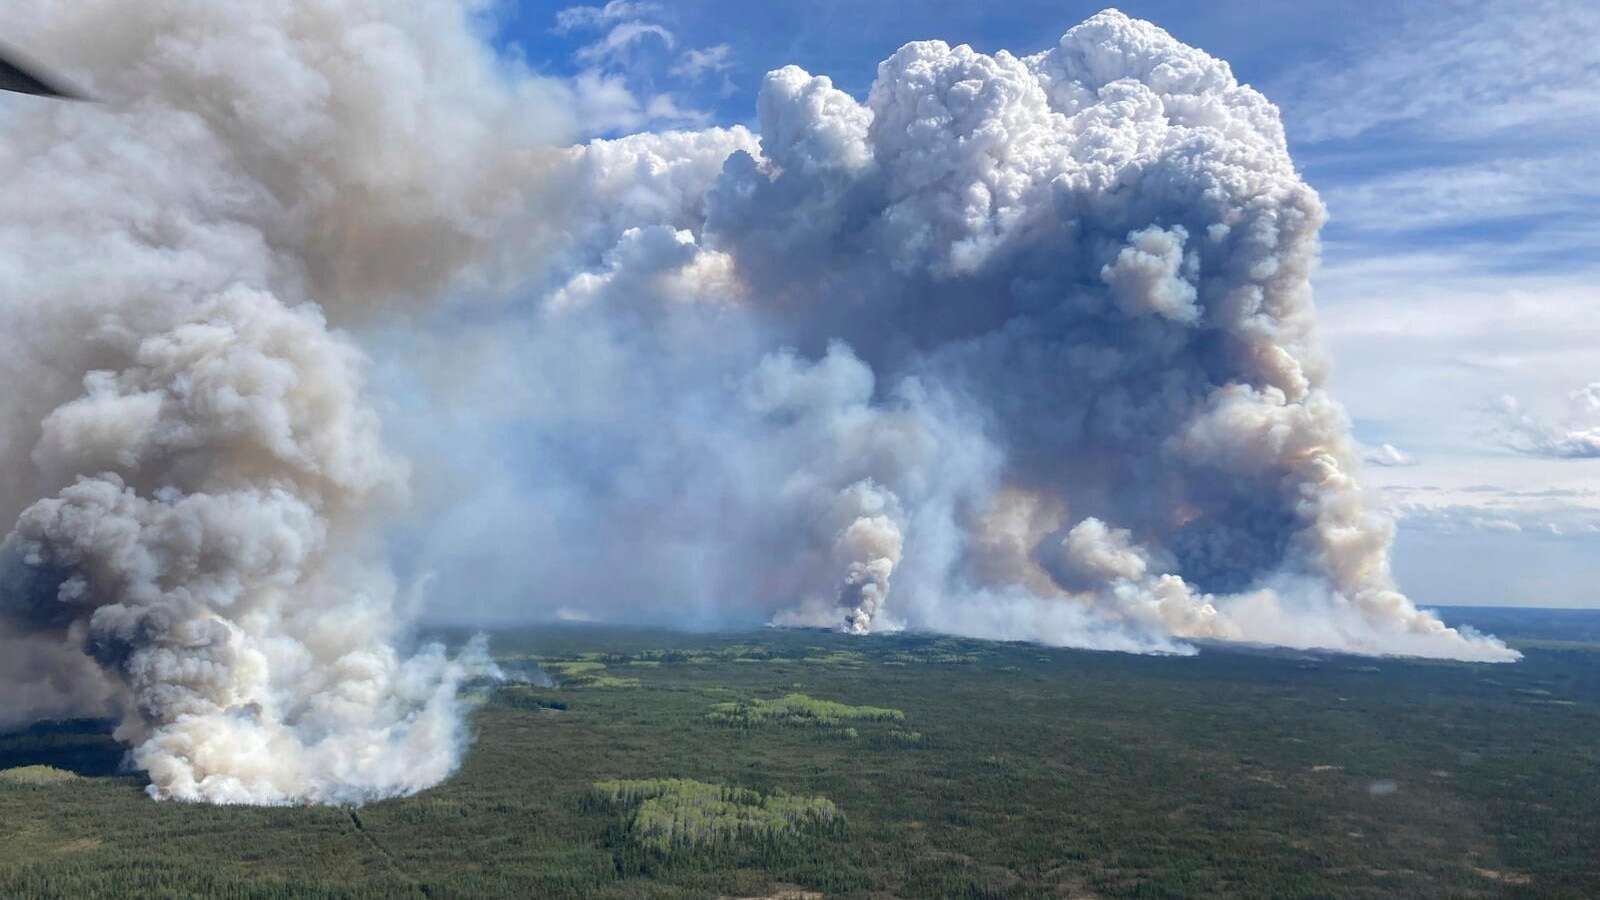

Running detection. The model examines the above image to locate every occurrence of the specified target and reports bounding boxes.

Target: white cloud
[1279,0,1600,413]
[566,69,647,133]
[1315,253,1600,465]
[554,1,661,34]
[561,69,706,135]
[1319,154,1600,240]
[549,3,711,136]
[1273,0,1600,144]
[642,92,709,126]
[575,21,675,66]
[671,43,732,81]
[1314,236,1600,603]
[1492,385,1600,459]
[1364,443,1415,467]
[1385,490,1600,541]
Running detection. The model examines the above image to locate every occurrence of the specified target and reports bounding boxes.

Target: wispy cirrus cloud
[1276,0,1600,284]
[1389,496,1600,540]
[671,43,733,81]
[1292,3,1600,526]
[1273,0,1600,144]
[554,1,661,35]
[1316,154,1600,249]
[574,21,676,66]
[545,1,710,135]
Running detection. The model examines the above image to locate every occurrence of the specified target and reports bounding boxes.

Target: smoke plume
[1,5,1518,806]
[394,10,1515,663]
[0,0,567,803]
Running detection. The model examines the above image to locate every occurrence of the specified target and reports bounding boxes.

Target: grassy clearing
[2,614,1598,898]
[706,693,905,729]
[588,779,840,854]
[542,661,608,677]
[539,660,641,689]
[0,765,82,785]
[575,675,640,689]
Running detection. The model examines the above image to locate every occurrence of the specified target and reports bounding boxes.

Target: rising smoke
[0,0,569,803]
[394,10,1516,664]
[0,6,1515,807]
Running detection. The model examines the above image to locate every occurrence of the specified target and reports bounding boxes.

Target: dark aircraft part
[0,43,84,99]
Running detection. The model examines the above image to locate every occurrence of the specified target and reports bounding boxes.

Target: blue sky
[494,1,1370,131]
[487,0,1600,607]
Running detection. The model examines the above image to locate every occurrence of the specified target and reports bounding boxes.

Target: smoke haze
[0,5,1516,806]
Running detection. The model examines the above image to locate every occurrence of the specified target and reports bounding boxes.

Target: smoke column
[0,0,568,803]
[0,5,1517,805]
[395,10,1515,663]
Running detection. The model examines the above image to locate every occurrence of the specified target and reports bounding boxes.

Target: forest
[1,609,1596,898]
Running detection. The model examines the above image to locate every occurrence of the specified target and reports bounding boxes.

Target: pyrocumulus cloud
[0,5,1518,807]
[391,11,1516,664]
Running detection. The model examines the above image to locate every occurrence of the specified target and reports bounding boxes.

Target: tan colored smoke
[0,0,569,803]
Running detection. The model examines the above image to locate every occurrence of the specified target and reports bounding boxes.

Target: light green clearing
[536,659,640,688]
[542,660,608,676]
[590,779,839,853]
[706,693,904,729]
[0,766,81,786]
[575,675,641,689]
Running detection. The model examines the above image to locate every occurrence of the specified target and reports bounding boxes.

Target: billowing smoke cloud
[0,0,568,803]
[828,480,904,635]
[384,11,1515,662]
[3,5,1519,805]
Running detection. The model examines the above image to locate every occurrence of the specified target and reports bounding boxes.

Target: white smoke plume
[2,6,1521,808]
[395,10,1514,662]
[0,0,568,803]
[832,481,905,635]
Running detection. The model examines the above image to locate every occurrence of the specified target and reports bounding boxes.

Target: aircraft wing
[0,43,82,99]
